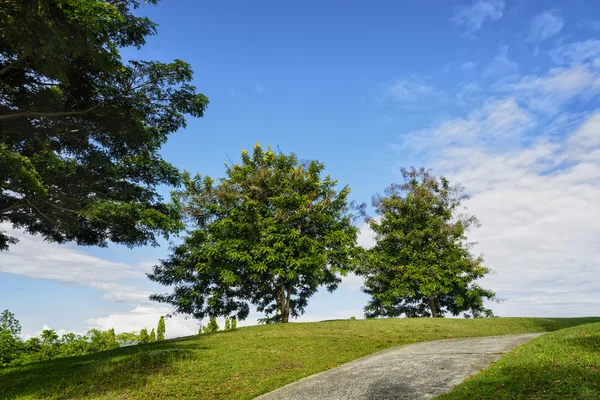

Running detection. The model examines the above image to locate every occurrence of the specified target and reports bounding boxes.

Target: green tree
[116,331,140,347]
[156,316,165,341]
[149,328,156,342]
[231,316,237,330]
[40,329,59,345]
[149,144,362,323]
[224,317,231,330]
[202,318,219,334]
[139,328,149,344]
[0,309,22,365]
[359,167,496,319]
[103,328,117,348]
[0,0,208,251]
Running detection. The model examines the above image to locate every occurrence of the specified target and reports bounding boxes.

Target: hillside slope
[2,317,599,400]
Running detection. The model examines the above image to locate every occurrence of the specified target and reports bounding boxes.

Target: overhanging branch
[0,104,101,121]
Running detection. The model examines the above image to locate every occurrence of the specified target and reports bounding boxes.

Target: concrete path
[255,333,544,400]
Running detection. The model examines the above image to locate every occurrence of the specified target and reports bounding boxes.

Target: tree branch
[0,200,24,215]
[0,55,28,77]
[24,198,55,224]
[0,104,101,121]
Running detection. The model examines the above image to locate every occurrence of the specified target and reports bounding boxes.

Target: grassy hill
[2,317,599,400]
[438,321,600,400]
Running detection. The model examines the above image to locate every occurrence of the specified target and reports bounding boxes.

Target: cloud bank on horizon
[1,1,599,338]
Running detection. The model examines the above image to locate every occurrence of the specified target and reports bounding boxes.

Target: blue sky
[2,0,600,338]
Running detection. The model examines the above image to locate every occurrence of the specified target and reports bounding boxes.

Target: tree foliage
[359,168,496,319]
[149,144,362,323]
[0,0,208,251]
[0,310,146,367]
[156,316,165,341]
[202,317,219,334]
[0,309,21,365]
[139,328,149,344]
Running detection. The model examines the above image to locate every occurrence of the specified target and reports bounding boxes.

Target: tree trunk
[277,279,293,323]
[429,295,438,318]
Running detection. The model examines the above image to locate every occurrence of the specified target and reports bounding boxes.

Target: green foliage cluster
[358,167,497,319]
[0,311,170,367]
[202,318,219,334]
[157,316,166,341]
[0,0,208,251]
[149,149,495,322]
[139,328,149,344]
[1,316,122,367]
[150,144,363,323]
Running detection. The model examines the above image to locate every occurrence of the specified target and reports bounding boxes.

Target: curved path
[255,333,543,400]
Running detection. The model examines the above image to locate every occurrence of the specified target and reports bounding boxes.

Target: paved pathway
[255,333,544,400]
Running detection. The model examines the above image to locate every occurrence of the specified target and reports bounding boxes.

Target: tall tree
[149,328,156,342]
[156,316,165,341]
[0,309,22,365]
[359,167,496,319]
[149,144,362,323]
[139,328,149,344]
[0,0,208,251]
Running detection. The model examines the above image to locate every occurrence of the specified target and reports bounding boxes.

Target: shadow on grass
[529,317,600,332]
[0,340,207,400]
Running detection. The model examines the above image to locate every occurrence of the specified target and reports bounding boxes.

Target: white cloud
[380,79,440,104]
[551,39,600,65]
[392,59,600,317]
[528,10,564,42]
[506,64,600,113]
[451,0,505,37]
[0,225,155,304]
[86,306,200,338]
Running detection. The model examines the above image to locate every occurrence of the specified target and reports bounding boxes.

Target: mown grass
[1,317,599,400]
[438,321,600,400]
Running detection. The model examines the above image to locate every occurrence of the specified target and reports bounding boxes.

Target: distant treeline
[0,310,167,367]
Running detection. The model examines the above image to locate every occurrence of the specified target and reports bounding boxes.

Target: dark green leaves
[149,144,362,322]
[0,0,208,250]
[359,167,496,319]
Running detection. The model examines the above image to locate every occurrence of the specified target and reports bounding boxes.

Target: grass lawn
[1,317,599,400]
[438,321,600,400]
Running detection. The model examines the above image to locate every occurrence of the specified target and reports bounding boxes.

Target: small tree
[202,318,219,334]
[157,316,166,341]
[231,317,237,330]
[224,317,231,330]
[139,328,149,344]
[0,309,22,365]
[149,144,362,323]
[359,168,496,318]
[149,328,156,342]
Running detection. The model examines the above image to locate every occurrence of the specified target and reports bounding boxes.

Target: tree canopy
[149,144,363,323]
[359,167,496,319]
[0,0,208,250]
